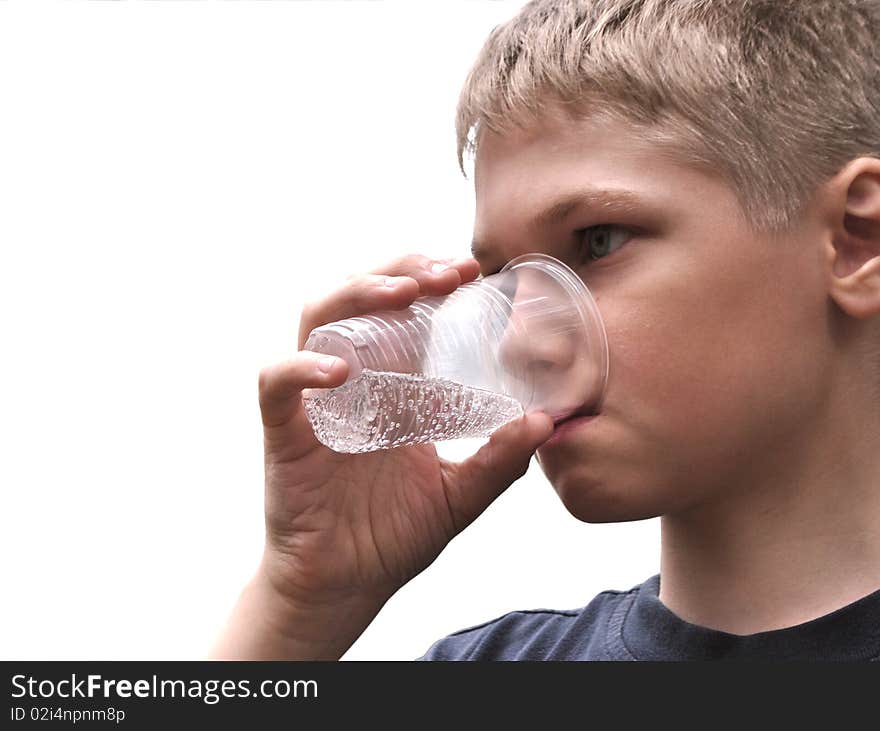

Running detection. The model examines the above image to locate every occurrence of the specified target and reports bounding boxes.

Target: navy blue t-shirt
[417,574,880,660]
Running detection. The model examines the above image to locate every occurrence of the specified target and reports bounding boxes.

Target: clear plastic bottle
[302,253,608,453]
[302,368,524,453]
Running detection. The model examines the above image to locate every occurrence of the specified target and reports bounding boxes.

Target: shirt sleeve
[414,609,582,661]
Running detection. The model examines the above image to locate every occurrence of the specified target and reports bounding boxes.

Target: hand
[212,254,554,659]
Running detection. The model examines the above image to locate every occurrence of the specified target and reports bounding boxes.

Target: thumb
[443,411,555,532]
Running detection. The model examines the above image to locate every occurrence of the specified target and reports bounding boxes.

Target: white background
[0,0,658,660]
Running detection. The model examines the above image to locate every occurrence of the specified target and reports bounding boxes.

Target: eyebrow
[470,187,647,265]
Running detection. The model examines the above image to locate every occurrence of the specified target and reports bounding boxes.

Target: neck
[658,392,880,635]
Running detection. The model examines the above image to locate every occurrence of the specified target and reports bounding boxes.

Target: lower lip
[543,415,600,446]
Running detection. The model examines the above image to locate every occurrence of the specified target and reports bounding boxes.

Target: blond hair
[455,0,880,231]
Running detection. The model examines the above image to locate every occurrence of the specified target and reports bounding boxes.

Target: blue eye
[581,224,630,261]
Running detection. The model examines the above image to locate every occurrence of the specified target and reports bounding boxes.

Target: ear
[824,157,880,319]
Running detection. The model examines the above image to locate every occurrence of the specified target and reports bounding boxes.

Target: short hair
[455,0,880,231]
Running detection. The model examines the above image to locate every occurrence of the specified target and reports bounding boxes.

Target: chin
[550,473,663,524]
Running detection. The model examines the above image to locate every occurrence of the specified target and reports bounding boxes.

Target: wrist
[210,551,390,661]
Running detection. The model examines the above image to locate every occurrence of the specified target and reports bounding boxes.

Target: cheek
[602,257,829,482]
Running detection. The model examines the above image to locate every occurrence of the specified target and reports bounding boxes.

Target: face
[471,107,832,523]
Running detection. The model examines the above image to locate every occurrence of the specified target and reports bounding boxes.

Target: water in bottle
[302,367,524,453]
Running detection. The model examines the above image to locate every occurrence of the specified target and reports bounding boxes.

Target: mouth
[553,406,600,428]
[540,408,601,448]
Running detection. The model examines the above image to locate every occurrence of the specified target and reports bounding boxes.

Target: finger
[440,411,556,533]
[258,351,350,461]
[297,255,481,350]
[365,253,480,282]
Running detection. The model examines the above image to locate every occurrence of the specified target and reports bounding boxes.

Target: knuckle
[410,253,433,270]
[389,253,430,273]
[299,298,319,324]
[351,279,386,308]
[257,365,274,394]
[297,304,319,345]
[344,272,371,288]
[352,272,396,295]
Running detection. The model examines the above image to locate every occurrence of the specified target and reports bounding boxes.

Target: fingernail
[431,262,449,274]
[384,276,401,287]
[318,356,338,373]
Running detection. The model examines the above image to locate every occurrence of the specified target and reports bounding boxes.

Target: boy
[211,0,880,660]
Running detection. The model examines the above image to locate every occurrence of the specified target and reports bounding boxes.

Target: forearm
[209,559,388,661]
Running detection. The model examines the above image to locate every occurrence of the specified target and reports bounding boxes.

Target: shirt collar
[620,573,880,661]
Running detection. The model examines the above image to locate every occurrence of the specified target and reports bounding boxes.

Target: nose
[481,256,608,420]
[496,282,580,397]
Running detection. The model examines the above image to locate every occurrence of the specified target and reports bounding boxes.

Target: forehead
[469,110,750,271]
[470,114,667,260]
[474,111,658,206]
